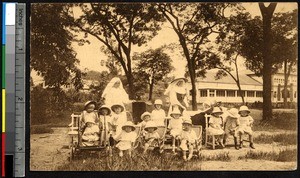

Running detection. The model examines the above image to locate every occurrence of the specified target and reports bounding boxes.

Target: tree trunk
[126,71,135,100]
[259,2,277,120]
[190,74,197,111]
[237,84,245,105]
[148,80,154,101]
[283,59,288,108]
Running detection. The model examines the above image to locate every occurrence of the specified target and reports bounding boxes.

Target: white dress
[236,115,254,135]
[99,115,112,142]
[111,112,127,138]
[207,115,224,135]
[115,131,137,150]
[151,109,166,126]
[180,129,197,151]
[80,111,98,125]
[168,118,183,137]
[82,125,100,146]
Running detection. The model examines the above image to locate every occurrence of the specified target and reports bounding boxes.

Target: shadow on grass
[255,133,297,146]
[238,148,297,162]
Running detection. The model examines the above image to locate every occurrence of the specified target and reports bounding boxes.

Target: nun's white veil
[101,77,129,106]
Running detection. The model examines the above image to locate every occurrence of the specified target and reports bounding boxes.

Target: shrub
[30,125,53,134]
[199,152,231,162]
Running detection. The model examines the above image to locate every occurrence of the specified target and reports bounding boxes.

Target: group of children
[78,99,255,161]
[208,105,255,150]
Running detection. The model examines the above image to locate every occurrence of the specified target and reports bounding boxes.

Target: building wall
[271,74,297,103]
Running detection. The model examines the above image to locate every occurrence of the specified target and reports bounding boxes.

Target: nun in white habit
[101,77,130,107]
[164,77,189,116]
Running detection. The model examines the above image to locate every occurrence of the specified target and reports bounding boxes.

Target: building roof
[195,69,262,86]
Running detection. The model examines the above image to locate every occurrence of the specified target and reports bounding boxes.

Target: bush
[199,152,231,162]
[31,125,53,134]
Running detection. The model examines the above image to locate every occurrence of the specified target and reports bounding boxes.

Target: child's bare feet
[187,154,193,161]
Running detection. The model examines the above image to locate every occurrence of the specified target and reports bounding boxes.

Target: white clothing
[101,77,129,106]
[151,109,166,126]
[115,131,137,150]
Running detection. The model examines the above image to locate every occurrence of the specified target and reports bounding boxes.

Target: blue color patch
[2,3,6,44]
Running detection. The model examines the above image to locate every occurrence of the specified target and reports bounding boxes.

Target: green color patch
[2,45,5,88]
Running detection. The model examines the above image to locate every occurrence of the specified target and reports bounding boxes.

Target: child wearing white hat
[80,101,99,130]
[142,121,160,154]
[207,107,225,148]
[110,103,127,138]
[81,121,100,146]
[151,99,166,126]
[223,108,240,150]
[138,112,152,129]
[98,105,112,146]
[179,118,197,161]
[236,106,255,149]
[168,107,183,152]
[114,121,137,157]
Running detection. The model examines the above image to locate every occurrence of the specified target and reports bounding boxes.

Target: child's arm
[249,116,254,127]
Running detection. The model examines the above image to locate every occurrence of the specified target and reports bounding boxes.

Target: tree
[133,47,173,100]
[64,3,165,99]
[31,4,83,91]
[207,12,255,104]
[259,2,277,120]
[158,3,240,110]
[272,10,297,108]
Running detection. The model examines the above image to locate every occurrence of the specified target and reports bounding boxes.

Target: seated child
[142,121,160,154]
[207,107,225,148]
[179,118,197,161]
[223,108,240,150]
[236,105,255,149]
[110,103,127,139]
[80,101,99,130]
[81,121,100,146]
[168,107,183,153]
[151,99,166,126]
[114,121,137,157]
[98,105,112,146]
[139,112,152,129]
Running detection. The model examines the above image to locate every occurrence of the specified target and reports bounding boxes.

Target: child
[142,121,160,154]
[179,118,197,161]
[110,103,127,138]
[151,99,167,126]
[223,108,240,150]
[237,105,255,149]
[98,105,112,146]
[81,121,100,146]
[80,101,99,129]
[114,121,137,157]
[139,112,152,129]
[168,107,183,153]
[207,107,225,148]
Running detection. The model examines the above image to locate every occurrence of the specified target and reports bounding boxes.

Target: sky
[32,2,298,83]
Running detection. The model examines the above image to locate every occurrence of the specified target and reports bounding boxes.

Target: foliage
[64,3,165,98]
[239,9,297,76]
[157,3,243,110]
[31,85,72,125]
[133,47,173,100]
[31,4,83,90]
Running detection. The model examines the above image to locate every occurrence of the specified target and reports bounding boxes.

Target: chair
[68,113,81,148]
[132,125,142,149]
[192,125,202,154]
[204,114,223,149]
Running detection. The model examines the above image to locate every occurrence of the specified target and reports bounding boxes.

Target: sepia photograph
[30,2,297,171]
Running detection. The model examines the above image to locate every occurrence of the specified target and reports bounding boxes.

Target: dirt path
[30,127,71,171]
[30,127,297,171]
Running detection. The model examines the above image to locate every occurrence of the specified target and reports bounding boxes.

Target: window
[256,91,263,97]
[247,91,255,97]
[189,90,192,96]
[209,90,215,97]
[216,90,225,97]
[237,90,245,97]
[199,89,207,97]
[294,92,297,98]
[273,91,277,98]
[227,90,235,97]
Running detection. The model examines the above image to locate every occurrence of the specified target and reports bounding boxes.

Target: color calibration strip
[2,3,7,177]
